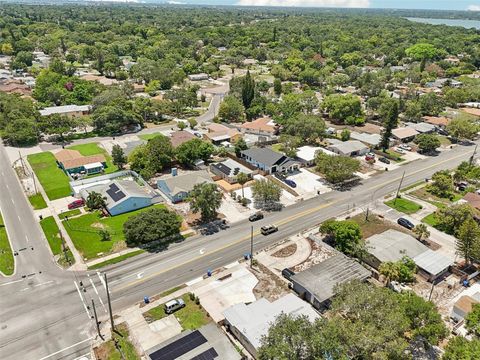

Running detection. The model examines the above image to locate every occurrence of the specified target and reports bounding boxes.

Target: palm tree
[413,223,430,242]
[236,172,249,198]
[379,262,399,287]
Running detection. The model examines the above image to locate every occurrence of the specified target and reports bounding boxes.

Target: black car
[249,212,264,222]
[281,268,295,280]
[378,157,390,164]
[397,217,414,230]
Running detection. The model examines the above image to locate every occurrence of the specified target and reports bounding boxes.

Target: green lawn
[27,152,71,200]
[271,143,283,153]
[144,294,210,330]
[422,213,439,227]
[401,181,425,192]
[59,209,81,220]
[87,250,145,270]
[384,197,422,214]
[40,216,62,255]
[139,133,161,141]
[63,204,166,259]
[28,193,48,209]
[67,143,118,174]
[0,212,14,276]
[94,323,140,360]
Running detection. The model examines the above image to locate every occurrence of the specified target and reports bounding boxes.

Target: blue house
[157,170,214,203]
[83,179,156,216]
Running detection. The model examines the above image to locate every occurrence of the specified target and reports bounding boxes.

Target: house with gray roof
[405,122,436,134]
[327,140,369,156]
[210,158,254,184]
[350,132,382,147]
[223,293,319,358]
[157,170,214,203]
[81,179,158,216]
[290,253,371,310]
[240,148,299,174]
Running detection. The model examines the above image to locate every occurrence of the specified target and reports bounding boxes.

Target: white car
[164,298,185,314]
[394,147,406,154]
[398,144,412,151]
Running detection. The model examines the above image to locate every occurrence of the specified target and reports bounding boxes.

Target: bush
[189,292,195,301]
[195,297,200,305]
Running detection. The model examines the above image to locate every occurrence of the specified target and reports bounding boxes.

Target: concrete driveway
[286,168,331,198]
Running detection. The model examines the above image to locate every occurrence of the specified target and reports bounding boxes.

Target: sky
[157,0,480,10]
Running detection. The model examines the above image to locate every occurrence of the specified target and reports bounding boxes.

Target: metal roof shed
[413,249,452,281]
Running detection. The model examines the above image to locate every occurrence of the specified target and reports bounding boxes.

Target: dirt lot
[252,263,290,302]
[272,243,297,258]
[349,213,412,239]
[292,238,336,273]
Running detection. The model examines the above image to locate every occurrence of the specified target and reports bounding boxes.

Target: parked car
[397,217,414,230]
[437,128,448,136]
[398,144,412,151]
[68,199,85,210]
[394,147,406,154]
[261,224,278,235]
[378,157,391,164]
[194,132,202,138]
[281,268,295,280]
[284,179,297,188]
[164,298,185,314]
[365,154,375,161]
[249,212,264,222]
[457,181,468,191]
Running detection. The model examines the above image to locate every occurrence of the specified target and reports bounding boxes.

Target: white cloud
[468,5,480,11]
[167,0,186,3]
[237,0,369,7]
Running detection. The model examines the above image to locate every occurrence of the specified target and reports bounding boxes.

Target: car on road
[261,224,278,235]
[378,157,391,164]
[249,212,264,222]
[164,298,185,314]
[68,199,85,210]
[281,268,295,280]
[284,179,297,188]
[397,217,414,230]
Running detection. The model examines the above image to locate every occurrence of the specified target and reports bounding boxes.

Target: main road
[0,141,475,360]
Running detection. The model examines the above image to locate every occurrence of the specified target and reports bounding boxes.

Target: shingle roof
[328,140,368,155]
[162,170,213,196]
[170,131,196,148]
[241,148,285,167]
[39,105,91,116]
[62,155,106,170]
[240,117,277,133]
[291,254,371,304]
[392,127,419,139]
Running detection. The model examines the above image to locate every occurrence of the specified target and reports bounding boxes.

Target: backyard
[27,152,71,200]
[0,212,14,276]
[384,197,422,214]
[63,204,167,260]
[143,293,210,331]
[67,143,118,174]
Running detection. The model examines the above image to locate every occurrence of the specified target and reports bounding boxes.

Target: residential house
[405,122,436,134]
[350,132,382,148]
[223,294,319,358]
[0,81,32,96]
[204,123,242,145]
[422,116,450,128]
[241,148,299,174]
[452,295,480,322]
[290,253,371,310]
[462,192,480,211]
[169,130,196,148]
[327,140,369,157]
[81,179,157,216]
[157,170,214,203]
[39,105,91,118]
[80,73,119,86]
[188,73,209,81]
[238,117,278,136]
[55,149,106,175]
[426,78,462,89]
[392,127,419,142]
[365,229,452,282]
[461,107,480,117]
[210,158,254,184]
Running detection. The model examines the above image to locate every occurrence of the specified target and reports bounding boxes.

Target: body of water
[406,17,480,30]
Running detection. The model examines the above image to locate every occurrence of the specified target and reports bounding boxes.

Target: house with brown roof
[239,117,278,136]
[0,81,32,96]
[462,192,480,211]
[55,149,107,175]
[204,123,242,145]
[452,295,479,322]
[422,116,450,128]
[80,74,118,86]
[170,131,196,148]
[461,108,480,117]
[392,127,419,142]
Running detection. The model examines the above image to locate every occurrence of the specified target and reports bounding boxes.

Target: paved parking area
[285,168,331,198]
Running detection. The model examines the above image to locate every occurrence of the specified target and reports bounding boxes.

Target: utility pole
[428,281,435,301]
[394,171,406,205]
[104,273,115,332]
[470,144,478,165]
[18,150,25,174]
[250,226,254,268]
[91,299,104,340]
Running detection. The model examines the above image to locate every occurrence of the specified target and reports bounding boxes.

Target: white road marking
[97,271,107,291]
[17,215,21,221]
[136,272,144,279]
[20,287,29,292]
[11,198,14,204]
[71,353,91,360]
[34,280,54,287]
[25,235,29,243]
[0,278,24,287]
[74,281,92,320]
[209,257,222,264]
[37,337,93,360]
[5,183,9,189]
[199,248,205,254]
[88,275,107,313]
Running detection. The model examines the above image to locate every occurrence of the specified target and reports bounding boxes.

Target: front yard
[28,193,47,209]
[67,143,118,174]
[384,197,422,214]
[0,212,14,276]
[27,152,71,200]
[350,213,411,239]
[143,293,210,331]
[63,204,167,260]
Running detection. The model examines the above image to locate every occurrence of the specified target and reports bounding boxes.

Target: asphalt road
[0,142,475,360]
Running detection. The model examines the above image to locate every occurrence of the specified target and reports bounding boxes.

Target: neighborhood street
[0,139,476,360]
